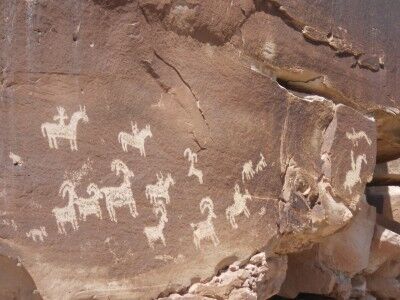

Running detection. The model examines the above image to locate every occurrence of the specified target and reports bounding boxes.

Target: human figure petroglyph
[145,172,175,205]
[346,128,372,147]
[144,202,168,249]
[344,150,368,194]
[191,197,219,250]
[41,106,89,151]
[184,148,203,184]
[53,180,79,235]
[242,160,255,182]
[255,153,267,173]
[74,183,103,221]
[1,219,18,231]
[26,226,47,242]
[118,122,152,156]
[100,159,138,222]
[226,184,252,229]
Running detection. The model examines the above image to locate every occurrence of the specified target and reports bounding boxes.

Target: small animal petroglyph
[344,150,367,194]
[184,148,203,184]
[1,219,18,231]
[346,128,372,147]
[74,183,103,221]
[145,172,175,205]
[53,180,79,235]
[255,153,267,173]
[41,106,89,151]
[9,152,23,166]
[242,160,255,182]
[118,121,152,156]
[226,184,252,229]
[26,226,47,242]
[191,197,219,250]
[144,202,168,249]
[100,159,138,222]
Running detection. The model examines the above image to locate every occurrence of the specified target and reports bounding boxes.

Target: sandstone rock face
[1,0,400,299]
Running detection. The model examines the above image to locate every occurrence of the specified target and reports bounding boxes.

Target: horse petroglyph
[255,153,267,173]
[226,184,252,229]
[346,128,372,147]
[41,106,89,151]
[26,226,47,242]
[118,121,153,156]
[191,197,220,250]
[53,180,79,235]
[145,172,175,205]
[184,148,203,184]
[242,160,255,182]
[100,159,138,222]
[144,202,168,249]
[344,150,368,194]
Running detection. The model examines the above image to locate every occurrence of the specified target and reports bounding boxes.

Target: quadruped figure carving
[118,121,152,156]
[191,197,220,250]
[100,159,138,222]
[41,106,89,151]
[346,128,372,147]
[145,172,175,205]
[26,226,47,242]
[53,180,79,234]
[74,183,103,221]
[226,184,252,229]
[344,150,367,194]
[184,148,203,184]
[143,201,168,249]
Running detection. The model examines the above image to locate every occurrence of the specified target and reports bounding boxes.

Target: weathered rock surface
[1,0,400,299]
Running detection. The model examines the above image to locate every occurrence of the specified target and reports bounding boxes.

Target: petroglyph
[184,148,203,184]
[100,159,138,222]
[74,183,103,221]
[242,160,255,182]
[118,122,153,156]
[144,202,168,249]
[346,128,372,147]
[41,106,89,151]
[226,184,252,229]
[53,180,79,235]
[26,226,47,242]
[1,219,18,231]
[9,152,23,166]
[255,153,267,173]
[344,150,367,194]
[63,158,93,186]
[145,172,175,205]
[191,197,219,250]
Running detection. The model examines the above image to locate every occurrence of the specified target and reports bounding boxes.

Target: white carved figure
[145,172,175,205]
[184,148,203,184]
[118,121,153,156]
[74,183,103,221]
[41,106,89,151]
[100,159,138,222]
[191,197,220,250]
[226,184,252,229]
[344,150,368,194]
[26,226,47,242]
[242,160,255,182]
[346,128,372,147]
[255,153,267,173]
[144,202,168,249]
[53,180,79,234]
